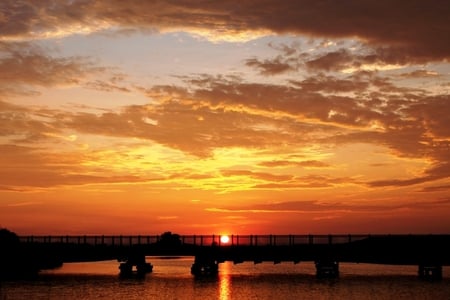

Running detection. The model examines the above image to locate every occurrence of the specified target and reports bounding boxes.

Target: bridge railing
[18,234,371,247]
[19,235,161,246]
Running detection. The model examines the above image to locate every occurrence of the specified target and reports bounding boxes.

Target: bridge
[14,234,450,279]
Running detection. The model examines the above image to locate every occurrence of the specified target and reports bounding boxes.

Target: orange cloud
[207,198,450,216]
[0,42,108,102]
[2,66,447,188]
[258,160,330,168]
[221,169,294,182]
[0,144,146,189]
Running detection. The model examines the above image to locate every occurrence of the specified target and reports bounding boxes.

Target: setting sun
[220,235,230,244]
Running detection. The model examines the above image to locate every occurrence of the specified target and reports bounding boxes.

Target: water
[1,257,449,299]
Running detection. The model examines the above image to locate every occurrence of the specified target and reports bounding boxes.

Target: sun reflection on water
[218,262,231,300]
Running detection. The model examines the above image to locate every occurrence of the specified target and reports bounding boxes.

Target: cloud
[0,42,104,97]
[171,74,426,135]
[85,80,131,93]
[398,70,441,78]
[304,48,409,73]
[362,94,450,187]
[35,72,445,187]
[420,185,450,193]
[206,198,450,214]
[60,94,300,157]
[1,1,448,61]
[258,160,330,168]
[305,49,357,72]
[0,144,149,189]
[1,47,448,189]
[252,175,357,189]
[221,169,293,182]
[0,100,61,143]
[155,75,449,186]
[368,177,431,188]
[246,43,440,76]
[291,73,371,93]
[245,57,295,75]
[6,201,42,207]
[156,216,179,220]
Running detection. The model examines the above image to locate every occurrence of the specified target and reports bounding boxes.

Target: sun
[220,235,230,244]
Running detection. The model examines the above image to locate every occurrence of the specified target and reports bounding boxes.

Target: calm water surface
[1,257,449,299]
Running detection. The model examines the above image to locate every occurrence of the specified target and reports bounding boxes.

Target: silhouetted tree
[0,228,28,279]
[0,228,20,247]
[159,231,182,247]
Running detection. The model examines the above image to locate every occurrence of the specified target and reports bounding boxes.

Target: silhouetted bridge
[18,234,450,279]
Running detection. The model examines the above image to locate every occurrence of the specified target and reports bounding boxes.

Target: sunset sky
[1,1,449,235]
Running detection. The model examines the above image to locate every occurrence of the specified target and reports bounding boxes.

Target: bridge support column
[191,256,218,276]
[418,264,442,280]
[315,260,339,278]
[119,253,153,277]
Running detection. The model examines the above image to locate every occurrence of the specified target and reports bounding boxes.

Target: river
[1,257,449,299]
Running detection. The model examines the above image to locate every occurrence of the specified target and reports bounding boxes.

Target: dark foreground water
[1,257,449,299]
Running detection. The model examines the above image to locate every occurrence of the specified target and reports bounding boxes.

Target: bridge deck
[7,234,450,279]
[25,233,442,247]
[17,234,450,265]
[20,234,369,246]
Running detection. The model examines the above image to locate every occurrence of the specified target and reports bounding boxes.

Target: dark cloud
[246,44,441,75]
[245,57,296,75]
[405,95,450,139]
[306,49,358,72]
[303,47,420,72]
[1,1,448,61]
[291,73,371,93]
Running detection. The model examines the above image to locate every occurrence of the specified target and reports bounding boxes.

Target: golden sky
[1,1,449,235]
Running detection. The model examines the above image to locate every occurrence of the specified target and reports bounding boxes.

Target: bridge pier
[315,260,339,278]
[118,253,153,277]
[191,255,219,276]
[418,264,442,280]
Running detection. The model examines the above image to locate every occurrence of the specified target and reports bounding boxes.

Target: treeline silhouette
[0,228,67,280]
[0,228,39,279]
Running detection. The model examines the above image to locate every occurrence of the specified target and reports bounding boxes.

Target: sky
[0,1,449,235]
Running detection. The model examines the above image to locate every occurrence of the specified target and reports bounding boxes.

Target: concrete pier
[191,255,219,276]
[315,260,339,278]
[418,264,442,280]
[118,253,153,277]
